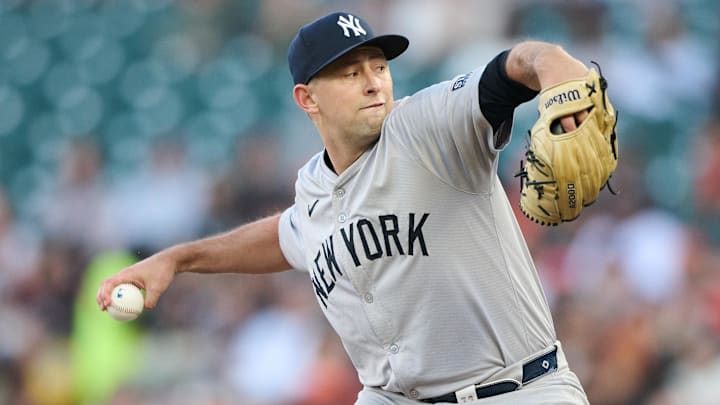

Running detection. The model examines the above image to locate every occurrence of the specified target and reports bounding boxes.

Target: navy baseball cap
[288,12,409,85]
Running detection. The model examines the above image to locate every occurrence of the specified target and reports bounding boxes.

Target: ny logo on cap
[337,14,367,38]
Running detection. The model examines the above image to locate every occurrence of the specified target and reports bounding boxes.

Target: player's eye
[345,71,359,78]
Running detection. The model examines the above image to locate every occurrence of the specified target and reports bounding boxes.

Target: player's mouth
[361,102,385,110]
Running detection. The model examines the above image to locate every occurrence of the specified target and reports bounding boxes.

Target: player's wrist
[534,47,588,90]
[156,245,185,275]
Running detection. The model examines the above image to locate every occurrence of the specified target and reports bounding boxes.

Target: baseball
[107,283,144,321]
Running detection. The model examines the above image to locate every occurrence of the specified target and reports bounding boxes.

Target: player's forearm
[504,41,588,91]
[163,214,292,275]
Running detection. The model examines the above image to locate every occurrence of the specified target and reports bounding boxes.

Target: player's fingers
[96,272,140,310]
[96,278,114,310]
[560,109,590,133]
[575,109,589,125]
[97,277,124,310]
[144,291,159,309]
[142,276,171,309]
[560,116,577,132]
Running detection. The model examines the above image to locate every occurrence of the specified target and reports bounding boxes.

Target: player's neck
[323,146,366,175]
[322,135,379,175]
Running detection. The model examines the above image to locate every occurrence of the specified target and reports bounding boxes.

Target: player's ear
[293,84,319,114]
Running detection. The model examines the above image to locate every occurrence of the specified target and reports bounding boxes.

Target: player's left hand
[537,61,591,133]
[558,109,589,132]
[515,64,619,226]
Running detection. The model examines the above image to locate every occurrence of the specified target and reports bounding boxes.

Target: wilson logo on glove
[543,89,582,109]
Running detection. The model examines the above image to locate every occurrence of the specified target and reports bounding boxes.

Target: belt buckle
[522,346,558,384]
[455,385,478,403]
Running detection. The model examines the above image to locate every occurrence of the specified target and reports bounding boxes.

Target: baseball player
[97,11,617,404]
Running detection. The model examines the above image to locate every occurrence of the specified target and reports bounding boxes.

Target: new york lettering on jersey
[310,212,430,308]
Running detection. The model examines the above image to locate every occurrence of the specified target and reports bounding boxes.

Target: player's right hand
[96,252,177,311]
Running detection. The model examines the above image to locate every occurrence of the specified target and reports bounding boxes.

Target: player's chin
[362,120,384,137]
[364,111,388,129]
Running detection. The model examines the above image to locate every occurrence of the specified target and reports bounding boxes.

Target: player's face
[309,46,394,142]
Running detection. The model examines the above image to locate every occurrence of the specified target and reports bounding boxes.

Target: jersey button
[334,188,345,199]
[363,293,374,303]
[389,344,399,354]
[409,389,419,399]
[338,213,347,223]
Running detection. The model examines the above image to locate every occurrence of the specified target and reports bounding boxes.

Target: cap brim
[305,34,409,83]
[365,34,409,61]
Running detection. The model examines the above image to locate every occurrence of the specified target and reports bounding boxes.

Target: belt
[420,346,558,403]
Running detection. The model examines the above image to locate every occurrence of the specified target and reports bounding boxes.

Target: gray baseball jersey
[278,63,556,400]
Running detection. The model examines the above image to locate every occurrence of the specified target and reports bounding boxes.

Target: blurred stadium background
[0,0,719,404]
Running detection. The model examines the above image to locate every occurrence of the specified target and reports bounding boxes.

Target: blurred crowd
[0,0,719,404]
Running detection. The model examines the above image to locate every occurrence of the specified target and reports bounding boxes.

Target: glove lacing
[514,134,558,224]
[591,61,620,196]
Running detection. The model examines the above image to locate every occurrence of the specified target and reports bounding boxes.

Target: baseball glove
[515,63,618,226]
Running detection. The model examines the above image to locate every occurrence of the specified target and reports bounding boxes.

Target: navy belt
[419,346,558,403]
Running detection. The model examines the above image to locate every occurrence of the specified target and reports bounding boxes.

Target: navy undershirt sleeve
[479,50,539,146]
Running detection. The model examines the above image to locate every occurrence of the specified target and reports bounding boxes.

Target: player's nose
[363,71,382,95]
